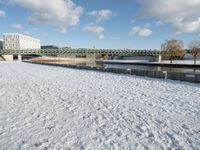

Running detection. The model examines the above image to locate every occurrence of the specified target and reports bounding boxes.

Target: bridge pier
[18,55,22,61]
[158,54,162,63]
[86,53,96,66]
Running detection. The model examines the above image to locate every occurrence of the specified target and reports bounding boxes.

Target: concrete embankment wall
[23,61,200,83]
[1,55,13,61]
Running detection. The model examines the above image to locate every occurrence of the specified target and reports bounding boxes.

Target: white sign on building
[3,33,41,50]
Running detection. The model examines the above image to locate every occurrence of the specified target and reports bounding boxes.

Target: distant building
[3,33,41,50]
[41,45,59,49]
[62,46,71,49]
[0,39,3,49]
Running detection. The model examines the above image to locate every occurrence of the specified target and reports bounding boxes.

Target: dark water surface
[103,64,200,73]
[32,59,200,74]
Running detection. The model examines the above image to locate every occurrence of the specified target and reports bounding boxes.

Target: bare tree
[161,39,185,64]
[189,41,200,65]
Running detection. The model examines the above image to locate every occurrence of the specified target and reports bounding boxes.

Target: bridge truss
[0,48,192,57]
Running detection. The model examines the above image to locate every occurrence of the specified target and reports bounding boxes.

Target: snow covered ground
[0,61,200,150]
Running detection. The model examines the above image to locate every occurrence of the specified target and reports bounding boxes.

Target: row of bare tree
[161,40,200,64]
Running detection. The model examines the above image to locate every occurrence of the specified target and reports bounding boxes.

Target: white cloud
[88,9,117,22]
[83,25,104,34]
[11,24,23,29]
[0,10,6,17]
[83,25,105,40]
[129,26,152,37]
[97,34,105,39]
[3,0,83,33]
[140,0,200,34]
[173,18,200,33]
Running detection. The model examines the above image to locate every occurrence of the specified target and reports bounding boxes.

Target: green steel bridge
[0,48,193,57]
[0,48,162,56]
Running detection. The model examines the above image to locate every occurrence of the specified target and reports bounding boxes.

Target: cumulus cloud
[129,26,152,37]
[140,0,200,34]
[83,25,104,34]
[0,10,6,17]
[88,9,117,22]
[3,0,83,33]
[11,24,23,29]
[83,25,105,40]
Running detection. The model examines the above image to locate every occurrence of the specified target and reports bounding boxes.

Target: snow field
[0,62,200,150]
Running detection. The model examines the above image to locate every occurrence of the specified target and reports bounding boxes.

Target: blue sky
[0,0,199,49]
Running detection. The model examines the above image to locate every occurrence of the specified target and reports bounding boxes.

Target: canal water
[29,58,200,74]
[103,64,200,73]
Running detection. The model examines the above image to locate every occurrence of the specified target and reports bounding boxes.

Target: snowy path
[0,62,200,150]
